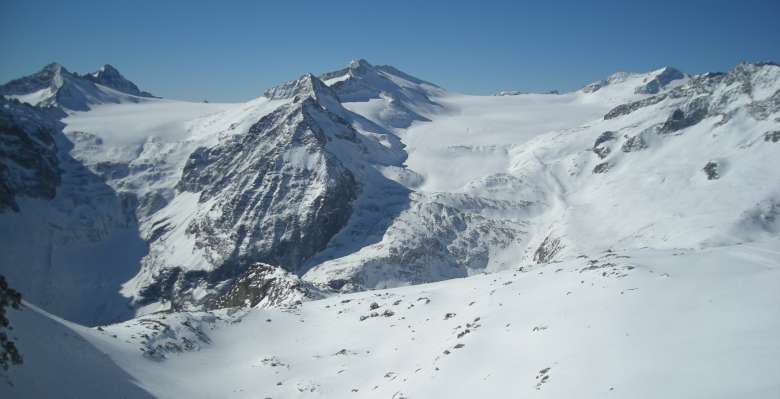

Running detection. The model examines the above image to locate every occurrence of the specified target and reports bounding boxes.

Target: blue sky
[2,0,779,102]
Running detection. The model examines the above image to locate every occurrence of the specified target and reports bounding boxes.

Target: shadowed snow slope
[0,304,155,398]
[2,242,779,398]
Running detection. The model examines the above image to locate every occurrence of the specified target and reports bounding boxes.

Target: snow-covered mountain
[0,58,779,397]
[0,63,154,111]
[81,64,156,98]
[2,59,780,322]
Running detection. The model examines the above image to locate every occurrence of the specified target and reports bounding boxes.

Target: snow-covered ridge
[82,64,156,98]
[0,62,155,111]
[318,58,444,129]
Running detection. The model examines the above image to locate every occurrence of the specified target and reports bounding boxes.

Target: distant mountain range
[1,57,779,398]
[2,59,779,324]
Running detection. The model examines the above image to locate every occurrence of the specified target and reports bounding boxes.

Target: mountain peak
[0,62,154,110]
[95,64,120,77]
[635,66,686,94]
[264,73,337,104]
[84,64,154,98]
[348,58,373,71]
[582,66,687,95]
[41,62,66,74]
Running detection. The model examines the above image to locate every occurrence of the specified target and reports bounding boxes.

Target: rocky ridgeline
[0,63,153,111]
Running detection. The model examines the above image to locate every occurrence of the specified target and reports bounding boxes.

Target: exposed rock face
[659,98,710,134]
[0,98,62,211]
[604,95,667,120]
[0,97,145,325]
[585,67,685,95]
[621,134,648,152]
[605,63,780,138]
[212,263,327,309]
[533,235,564,264]
[593,162,611,174]
[635,67,685,94]
[592,131,617,159]
[0,63,62,98]
[765,130,780,143]
[81,64,155,97]
[132,74,369,311]
[177,89,359,274]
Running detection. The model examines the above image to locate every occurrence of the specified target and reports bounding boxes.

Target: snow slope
[300,61,707,289]
[3,242,779,398]
[0,304,155,398]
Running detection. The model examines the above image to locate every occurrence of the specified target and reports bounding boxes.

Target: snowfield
[1,59,779,397]
[3,242,779,398]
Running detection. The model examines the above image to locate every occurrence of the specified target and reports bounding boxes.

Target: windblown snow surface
[2,60,780,397]
[3,243,779,398]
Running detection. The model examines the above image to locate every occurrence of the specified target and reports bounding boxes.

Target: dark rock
[594,131,617,148]
[659,98,710,134]
[764,130,780,143]
[593,162,611,174]
[81,64,155,98]
[635,67,685,94]
[622,134,648,152]
[592,131,617,159]
[211,263,326,309]
[0,98,62,212]
[604,95,666,120]
[533,235,564,263]
[703,161,720,180]
[176,77,359,275]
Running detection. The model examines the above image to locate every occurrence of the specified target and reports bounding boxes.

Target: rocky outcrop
[604,95,667,120]
[659,97,710,134]
[533,235,564,264]
[703,161,721,180]
[0,98,62,211]
[621,134,648,152]
[635,67,685,94]
[212,263,327,309]
[765,130,780,143]
[593,162,611,174]
[592,131,617,159]
[585,67,685,96]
